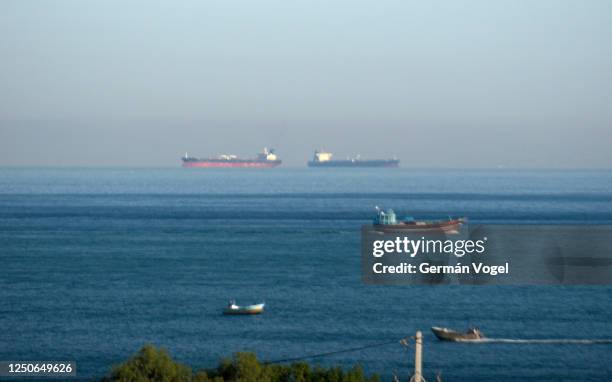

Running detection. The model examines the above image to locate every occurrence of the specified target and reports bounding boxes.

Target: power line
[264,337,411,365]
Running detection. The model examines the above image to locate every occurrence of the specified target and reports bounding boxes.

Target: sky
[0,0,611,167]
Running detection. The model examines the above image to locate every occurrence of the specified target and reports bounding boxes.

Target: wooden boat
[223,301,265,315]
[373,207,466,234]
[431,327,484,341]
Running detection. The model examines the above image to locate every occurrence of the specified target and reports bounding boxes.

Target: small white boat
[432,326,484,341]
[223,300,265,315]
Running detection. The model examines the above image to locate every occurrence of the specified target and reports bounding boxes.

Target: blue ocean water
[1,168,611,381]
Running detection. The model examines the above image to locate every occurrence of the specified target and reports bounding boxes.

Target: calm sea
[1,168,611,381]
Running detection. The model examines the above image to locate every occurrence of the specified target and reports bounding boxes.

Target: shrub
[103,345,379,382]
[104,345,192,382]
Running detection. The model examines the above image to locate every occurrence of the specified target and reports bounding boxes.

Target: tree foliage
[104,345,379,382]
[104,345,192,382]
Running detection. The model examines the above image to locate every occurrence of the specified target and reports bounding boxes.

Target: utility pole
[414,331,423,382]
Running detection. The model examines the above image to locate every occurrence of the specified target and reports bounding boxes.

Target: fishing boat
[431,327,484,341]
[373,207,466,233]
[223,300,265,315]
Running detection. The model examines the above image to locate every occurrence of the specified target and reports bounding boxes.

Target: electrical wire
[264,337,411,364]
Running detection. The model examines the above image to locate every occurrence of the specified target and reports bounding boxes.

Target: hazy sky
[1,0,611,167]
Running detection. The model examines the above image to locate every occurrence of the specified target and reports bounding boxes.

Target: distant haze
[1,0,611,167]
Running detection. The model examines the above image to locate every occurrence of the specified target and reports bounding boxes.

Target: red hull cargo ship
[182,148,281,168]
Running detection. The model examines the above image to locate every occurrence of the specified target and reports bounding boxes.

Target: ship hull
[308,159,399,168]
[182,160,281,168]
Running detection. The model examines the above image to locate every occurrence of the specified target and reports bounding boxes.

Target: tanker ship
[307,150,399,168]
[182,148,281,168]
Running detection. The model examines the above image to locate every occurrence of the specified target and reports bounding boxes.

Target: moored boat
[223,301,265,315]
[431,327,484,341]
[373,207,466,233]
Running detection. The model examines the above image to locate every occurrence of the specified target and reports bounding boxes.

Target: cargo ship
[307,150,399,168]
[182,148,281,168]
